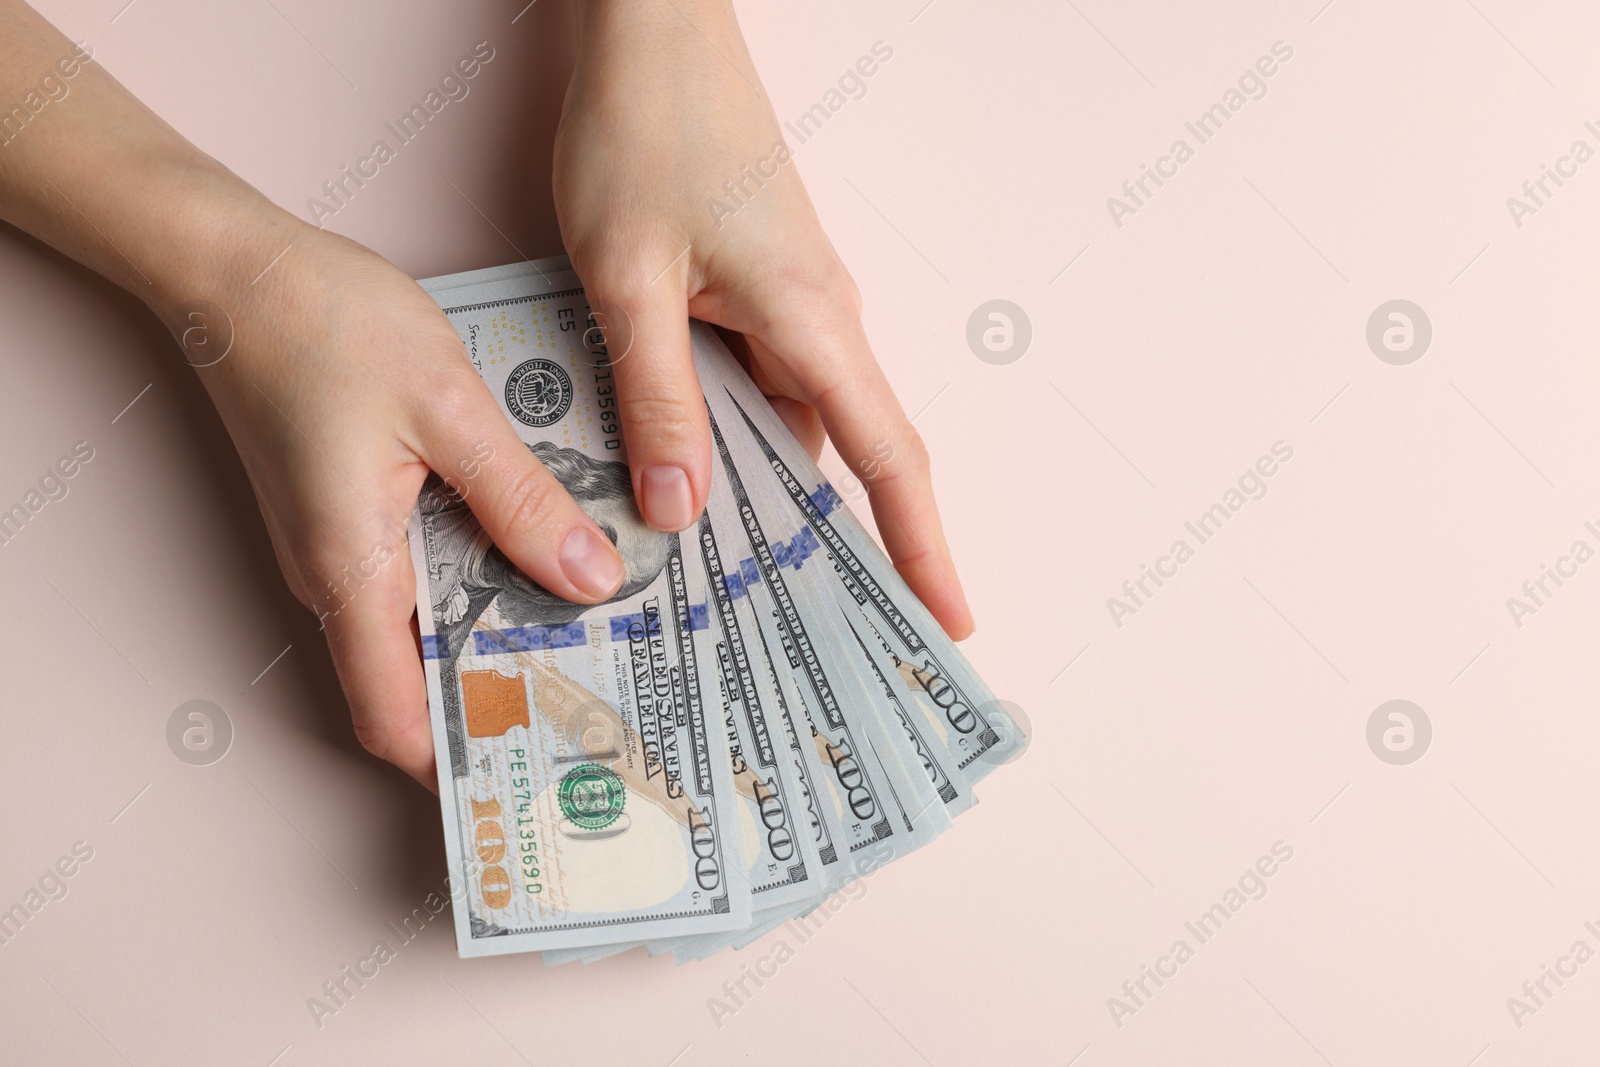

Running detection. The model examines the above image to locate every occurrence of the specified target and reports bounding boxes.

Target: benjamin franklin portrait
[420,441,673,661]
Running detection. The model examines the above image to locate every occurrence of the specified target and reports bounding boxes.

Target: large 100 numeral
[470,797,514,908]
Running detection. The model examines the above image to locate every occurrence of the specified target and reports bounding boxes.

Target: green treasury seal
[558,763,626,830]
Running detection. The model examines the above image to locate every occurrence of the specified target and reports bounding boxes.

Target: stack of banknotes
[409,257,1024,962]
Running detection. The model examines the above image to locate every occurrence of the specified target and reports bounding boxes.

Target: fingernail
[639,465,696,532]
[560,527,625,600]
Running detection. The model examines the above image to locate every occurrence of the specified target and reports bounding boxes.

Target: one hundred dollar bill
[413,262,750,956]
[679,506,827,908]
[701,408,951,860]
[411,257,1015,963]
[543,385,963,966]
[692,331,1027,795]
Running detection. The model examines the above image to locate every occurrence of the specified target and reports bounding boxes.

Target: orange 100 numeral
[470,797,513,909]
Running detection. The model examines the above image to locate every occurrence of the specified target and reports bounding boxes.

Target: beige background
[2,0,1595,1063]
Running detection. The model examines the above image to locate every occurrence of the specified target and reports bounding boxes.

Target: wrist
[125,154,307,331]
[574,0,741,56]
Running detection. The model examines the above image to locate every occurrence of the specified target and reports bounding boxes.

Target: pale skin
[0,0,973,789]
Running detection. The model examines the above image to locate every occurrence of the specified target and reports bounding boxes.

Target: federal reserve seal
[504,358,573,427]
[558,763,626,830]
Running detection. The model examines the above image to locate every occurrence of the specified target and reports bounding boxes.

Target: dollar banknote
[412,258,1023,961]
[692,337,1027,795]
[678,504,827,909]
[412,263,749,955]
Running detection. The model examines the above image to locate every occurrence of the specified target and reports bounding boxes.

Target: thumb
[580,261,711,533]
[418,376,626,604]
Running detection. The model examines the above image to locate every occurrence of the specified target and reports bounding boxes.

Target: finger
[416,377,625,603]
[713,325,824,458]
[767,395,825,461]
[587,276,711,533]
[760,317,975,639]
[320,552,437,789]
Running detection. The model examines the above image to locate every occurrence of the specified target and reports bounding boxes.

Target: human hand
[554,0,974,639]
[170,213,632,788]
[0,3,600,788]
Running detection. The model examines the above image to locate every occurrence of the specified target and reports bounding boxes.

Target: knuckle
[499,466,563,540]
[617,390,702,442]
[772,257,862,323]
[870,430,931,489]
[269,547,319,612]
[573,248,659,308]
[298,545,356,611]
[423,375,485,435]
[828,268,863,319]
[588,271,650,310]
[354,710,428,766]
[351,714,394,761]
[297,532,399,621]
[900,429,931,473]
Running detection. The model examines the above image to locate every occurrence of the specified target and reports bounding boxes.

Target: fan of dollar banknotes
[408,257,1025,963]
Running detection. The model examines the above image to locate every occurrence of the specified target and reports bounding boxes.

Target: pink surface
[2,0,1597,1063]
